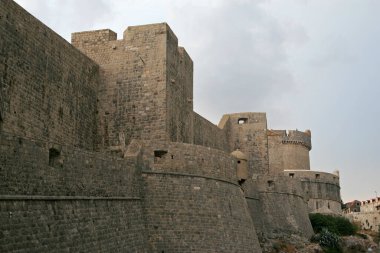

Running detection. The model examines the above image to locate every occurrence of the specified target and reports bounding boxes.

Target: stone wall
[138,140,262,252]
[219,113,269,176]
[0,132,140,197]
[0,131,147,252]
[346,212,380,232]
[252,175,314,239]
[72,24,171,150]
[0,200,146,253]
[241,179,266,239]
[284,170,342,214]
[268,130,311,174]
[72,23,197,151]
[193,112,229,151]
[360,198,380,212]
[166,41,194,143]
[0,0,99,150]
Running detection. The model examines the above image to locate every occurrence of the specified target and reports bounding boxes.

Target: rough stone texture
[0,132,140,197]
[346,211,380,232]
[252,176,314,240]
[219,112,269,177]
[268,130,311,174]
[138,141,261,252]
[193,112,229,151]
[72,25,171,150]
[72,23,197,151]
[347,198,380,232]
[0,0,99,150]
[0,200,146,253]
[0,1,344,252]
[284,170,342,215]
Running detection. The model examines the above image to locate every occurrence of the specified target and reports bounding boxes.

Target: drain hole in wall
[49,148,61,167]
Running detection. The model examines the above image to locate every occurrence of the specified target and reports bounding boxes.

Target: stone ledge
[0,195,141,201]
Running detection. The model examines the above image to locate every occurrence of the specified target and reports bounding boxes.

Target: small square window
[238,118,248,124]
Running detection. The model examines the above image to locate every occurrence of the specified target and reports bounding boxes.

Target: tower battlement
[0,1,341,252]
[268,129,312,150]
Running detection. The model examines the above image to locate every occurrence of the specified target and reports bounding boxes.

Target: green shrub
[309,213,357,236]
[319,228,342,253]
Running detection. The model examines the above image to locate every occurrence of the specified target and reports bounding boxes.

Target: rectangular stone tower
[72,23,194,151]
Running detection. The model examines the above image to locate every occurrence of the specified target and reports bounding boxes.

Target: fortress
[0,1,341,252]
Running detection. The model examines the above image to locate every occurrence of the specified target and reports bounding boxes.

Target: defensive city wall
[0,0,341,252]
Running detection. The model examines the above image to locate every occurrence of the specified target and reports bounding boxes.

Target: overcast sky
[14,0,380,202]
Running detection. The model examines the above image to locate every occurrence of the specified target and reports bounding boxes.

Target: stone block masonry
[268,130,312,174]
[0,0,343,252]
[0,130,146,252]
[72,23,195,151]
[0,0,99,150]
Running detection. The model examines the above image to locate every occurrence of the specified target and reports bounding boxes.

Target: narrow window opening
[289,173,294,178]
[316,202,319,209]
[238,179,246,186]
[171,155,174,159]
[328,202,330,209]
[154,150,168,163]
[49,148,61,167]
[58,107,63,119]
[267,180,274,187]
[315,174,320,179]
[238,118,248,124]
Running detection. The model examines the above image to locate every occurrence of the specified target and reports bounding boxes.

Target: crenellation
[71,29,118,48]
[0,1,343,252]
[282,130,312,150]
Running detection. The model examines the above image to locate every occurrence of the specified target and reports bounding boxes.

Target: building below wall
[345,198,380,232]
[0,0,342,252]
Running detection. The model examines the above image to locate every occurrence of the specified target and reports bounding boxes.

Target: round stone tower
[268,129,312,174]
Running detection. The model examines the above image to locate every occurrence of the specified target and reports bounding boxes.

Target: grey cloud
[15,0,111,41]
[166,1,299,123]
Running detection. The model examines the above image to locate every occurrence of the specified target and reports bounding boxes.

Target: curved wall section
[268,130,311,174]
[241,179,266,241]
[0,132,147,252]
[140,141,238,182]
[253,175,314,239]
[284,170,342,215]
[138,141,262,252]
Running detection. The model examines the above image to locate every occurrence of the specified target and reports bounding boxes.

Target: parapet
[71,29,117,47]
[218,112,267,130]
[284,170,340,186]
[268,129,312,150]
[137,140,238,184]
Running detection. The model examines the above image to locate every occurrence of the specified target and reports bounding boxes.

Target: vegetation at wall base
[309,213,358,236]
[319,229,342,253]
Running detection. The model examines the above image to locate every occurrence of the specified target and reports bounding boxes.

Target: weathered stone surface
[0,0,343,252]
[0,0,99,150]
